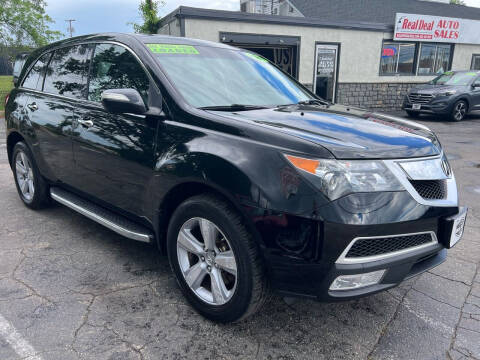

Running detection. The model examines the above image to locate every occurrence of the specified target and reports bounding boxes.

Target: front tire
[12,142,51,209]
[450,100,468,122]
[167,194,268,323]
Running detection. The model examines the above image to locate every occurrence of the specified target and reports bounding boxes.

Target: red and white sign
[394,13,480,45]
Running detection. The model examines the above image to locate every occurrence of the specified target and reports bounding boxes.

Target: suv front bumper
[252,152,464,301]
[264,208,464,301]
[402,96,453,115]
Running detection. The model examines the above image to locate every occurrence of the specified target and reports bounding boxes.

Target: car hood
[410,84,465,95]
[208,104,441,159]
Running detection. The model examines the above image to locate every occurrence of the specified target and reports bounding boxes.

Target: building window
[417,44,452,75]
[240,2,247,12]
[380,42,416,75]
[471,55,480,70]
[380,42,453,76]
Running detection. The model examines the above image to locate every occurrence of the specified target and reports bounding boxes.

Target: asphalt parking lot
[0,112,479,360]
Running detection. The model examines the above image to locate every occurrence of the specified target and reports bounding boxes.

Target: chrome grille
[345,233,435,259]
[408,93,434,104]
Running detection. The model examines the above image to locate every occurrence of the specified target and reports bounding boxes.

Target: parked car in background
[403,70,480,121]
[4,34,467,323]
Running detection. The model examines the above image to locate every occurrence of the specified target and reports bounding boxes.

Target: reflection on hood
[208,104,441,159]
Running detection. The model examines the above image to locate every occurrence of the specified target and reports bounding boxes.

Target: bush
[0,76,13,111]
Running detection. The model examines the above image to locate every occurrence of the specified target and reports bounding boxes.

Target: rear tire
[450,100,468,122]
[12,142,51,209]
[406,110,420,118]
[167,194,268,323]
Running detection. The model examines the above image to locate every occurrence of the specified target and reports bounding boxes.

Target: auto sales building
[157,0,480,111]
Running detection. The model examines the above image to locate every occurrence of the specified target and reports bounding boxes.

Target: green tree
[0,0,62,48]
[450,0,466,5]
[132,0,165,34]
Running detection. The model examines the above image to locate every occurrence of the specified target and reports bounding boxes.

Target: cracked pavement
[0,113,479,360]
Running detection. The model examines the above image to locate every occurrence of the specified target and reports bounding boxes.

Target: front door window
[88,43,150,103]
[314,44,339,102]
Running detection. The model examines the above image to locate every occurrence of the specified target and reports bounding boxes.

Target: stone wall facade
[336,82,418,111]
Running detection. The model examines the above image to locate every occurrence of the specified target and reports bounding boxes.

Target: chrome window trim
[336,231,438,265]
[383,153,458,207]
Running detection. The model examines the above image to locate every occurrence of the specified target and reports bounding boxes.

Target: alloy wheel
[454,102,466,121]
[15,151,35,201]
[176,217,237,305]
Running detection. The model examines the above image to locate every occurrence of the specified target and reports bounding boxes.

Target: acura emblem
[441,158,452,177]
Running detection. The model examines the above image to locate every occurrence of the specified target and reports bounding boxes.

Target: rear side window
[22,53,51,90]
[43,45,91,99]
[88,43,150,103]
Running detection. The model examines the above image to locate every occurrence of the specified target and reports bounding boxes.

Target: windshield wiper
[297,99,330,106]
[276,98,330,108]
[199,104,269,112]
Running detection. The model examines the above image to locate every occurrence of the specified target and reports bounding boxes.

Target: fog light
[329,270,385,291]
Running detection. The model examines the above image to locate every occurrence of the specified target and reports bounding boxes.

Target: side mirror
[472,82,480,88]
[101,89,147,115]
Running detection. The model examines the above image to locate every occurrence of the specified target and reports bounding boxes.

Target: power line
[65,19,76,38]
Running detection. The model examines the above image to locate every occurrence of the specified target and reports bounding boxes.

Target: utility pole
[65,19,76,38]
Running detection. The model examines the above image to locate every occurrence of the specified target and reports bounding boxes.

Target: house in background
[240,0,302,16]
[239,0,454,17]
[158,0,480,110]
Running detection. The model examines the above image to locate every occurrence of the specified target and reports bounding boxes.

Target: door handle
[78,119,94,128]
[27,102,38,111]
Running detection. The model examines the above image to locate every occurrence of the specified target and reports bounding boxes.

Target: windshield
[148,44,312,108]
[430,72,478,86]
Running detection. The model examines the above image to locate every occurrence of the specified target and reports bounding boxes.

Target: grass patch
[0,76,14,111]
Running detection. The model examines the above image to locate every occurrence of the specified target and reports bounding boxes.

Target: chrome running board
[50,187,153,243]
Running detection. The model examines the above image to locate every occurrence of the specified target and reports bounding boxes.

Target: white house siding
[183,18,440,85]
[452,43,480,69]
[159,17,480,110]
[158,18,182,36]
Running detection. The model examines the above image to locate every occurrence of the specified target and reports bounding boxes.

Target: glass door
[314,44,339,102]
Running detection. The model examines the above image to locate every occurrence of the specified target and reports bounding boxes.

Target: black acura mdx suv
[4,34,467,323]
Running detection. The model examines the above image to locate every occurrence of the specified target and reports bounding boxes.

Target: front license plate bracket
[444,207,468,248]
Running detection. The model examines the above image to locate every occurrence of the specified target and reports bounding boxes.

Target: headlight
[284,155,404,200]
[436,90,457,97]
[399,155,451,180]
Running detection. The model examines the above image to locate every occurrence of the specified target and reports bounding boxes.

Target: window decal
[382,46,397,58]
[146,44,199,54]
[244,52,269,63]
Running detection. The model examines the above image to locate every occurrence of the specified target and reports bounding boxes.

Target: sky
[46,0,239,37]
[46,0,480,38]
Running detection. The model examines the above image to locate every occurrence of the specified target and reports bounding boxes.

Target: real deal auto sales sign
[394,13,480,45]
